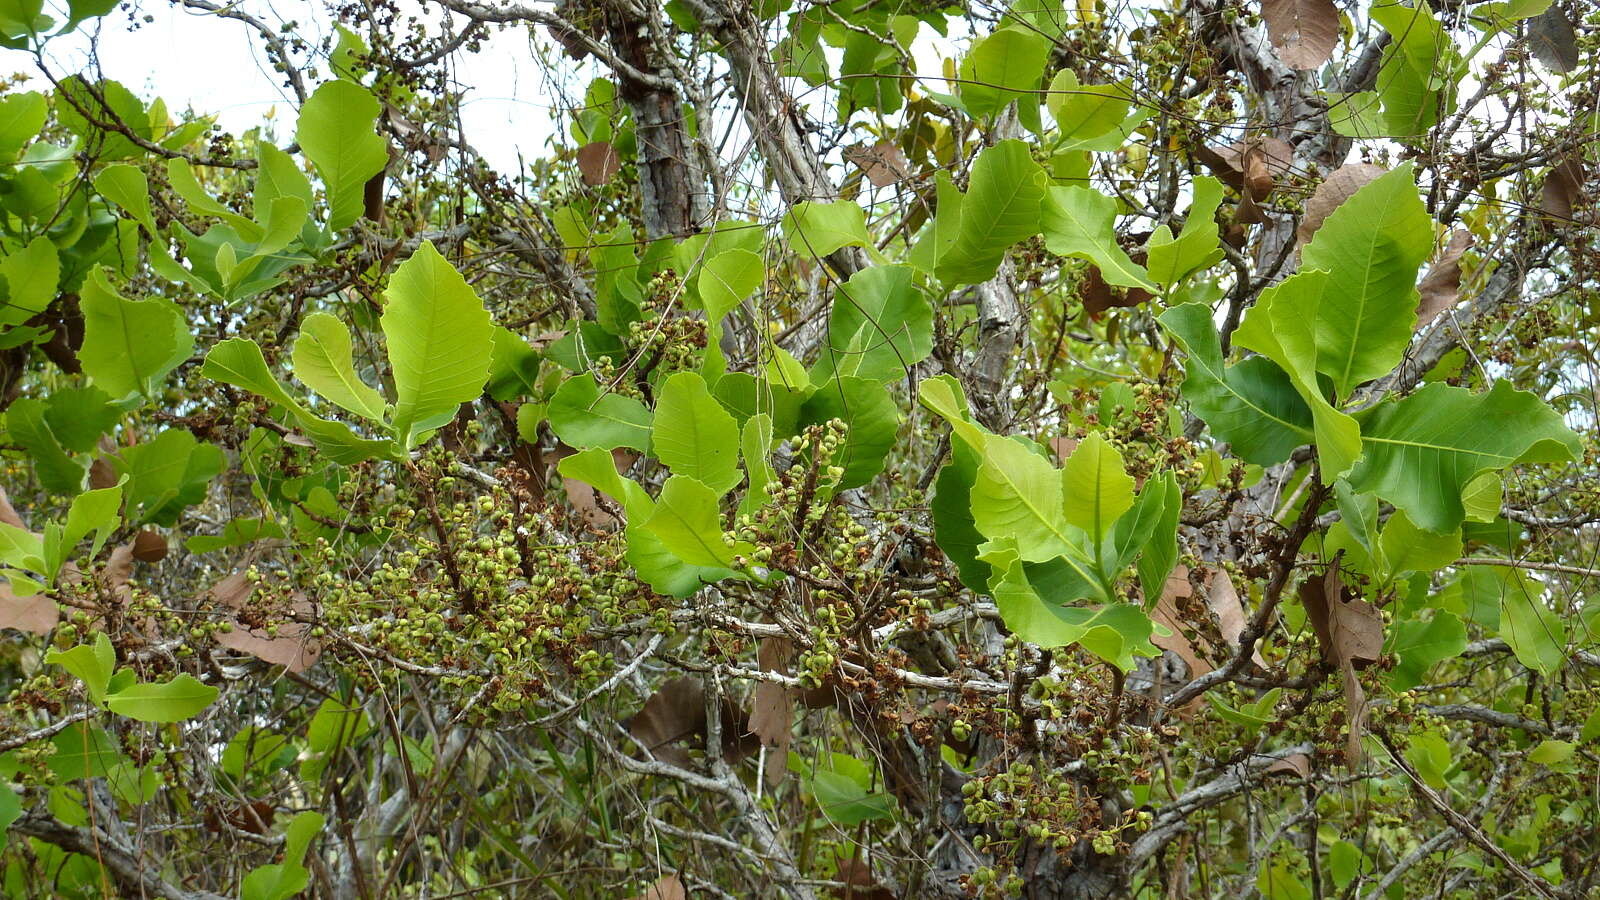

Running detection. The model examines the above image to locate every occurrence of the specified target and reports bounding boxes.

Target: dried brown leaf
[1299,562,1382,765]
[210,571,253,609]
[629,874,686,900]
[1298,163,1387,247]
[1080,265,1154,315]
[844,141,912,188]
[131,529,168,563]
[103,543,135,599]
[210,574,321,673]
[1527,5,1579,73]
[1542,154,1584,222]
[834,855,897,899]
[0,582,60,635]
[0,486,24,529]
[748,637,794,787]
[577,141,622,186]
[626,677,758,767]
[1262,0,1340,70]
[1416,229,1473,331]
[1049,436,1079,463]
[1205,568,1267,667]
[1151,568,1210,680]
[1265,752,1312,780]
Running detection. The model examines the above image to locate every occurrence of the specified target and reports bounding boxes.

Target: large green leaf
[781,200,869,259]
[1145,176,1225,285]
[798,376,898,491]
[652,372,741,495]
[1232,270,1363,478]
[113,428,224,526]
[958,27,1050,119]
[1368,1,1459,139]
[547,375,652,452]
[559,447,652,521]
[292,312,387,422]
[981,539,1158,671]
[642,475,741,569]
[201,339,395,464]
[381,241,493,448]
[1158,303,1314,465]
[78,267,191,402]
[1350,381,1582,532]
[5,397,84,495]
[295,80,387,232]
[1498,582,1567,677]
[813,264,932,382]
[1046,70,1132,144]
[104,674,219,722]
[0,235,58,326]
[45,632,114,702]
[934,140,1047,286]
[1299,163,1433,397]
[1388,611,1465,690]
[1060,432,1134,544]
[1041,186,1156,290]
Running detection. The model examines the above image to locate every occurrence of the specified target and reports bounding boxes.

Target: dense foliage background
[0,0,1597,897]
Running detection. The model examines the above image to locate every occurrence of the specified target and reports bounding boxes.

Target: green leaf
[4,397,84,495]
[813,264,933,382]
[381,241,493,448]
[0,784,18,832]
[1145,176,1225,285]
[185,517,286,554]
[934,140,1048,285]
[0,90,45,155]
[104,673,219,722]
[1158,303,1314,465]
[1299,163,1433,397]
[547,375,652,452]
[1046,70,1132,143]
[799,376,899,491]
[292,312,387,421]
[697,248,763,321]
[1232,270,1363,478]
[652,372,741,495]
[1528,740,1574,766]
[642,475,740,569]
[78,267,191,402]
[1060,432,1134,543]
[59,482,122,569]
[0,521,45,574]
[932,437,991,593]
[1350,381,1582,532]
[201,339,395,464]
[45,632,115,702]
[1131,472,1181,604]
[559,446,652,521]
[1388,611,1465,690]
[1041,186,1156,290]
[113,428,224,526]
[958,27,1050,118]
[781,200,870,259]
[1379,510,1462,577]
[93,163,158,234]
[739,414,776,518]
[241,811,324,900]
[295,80,387,231]
[43,387,118,453]
[1367,0,1459,139]
[0,235,58,327]
[48,722,123,780]
[1498,582,1566,677]
[981,540,1157,671]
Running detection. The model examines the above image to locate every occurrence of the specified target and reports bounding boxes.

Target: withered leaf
[131,529,168,563]
[1541,155,1584,222]
[0,582,59,635]
[1151,568,1210,681]
[1264,752,1312,780]
[1262,0,1340,70]
[626,677,759,768]
[1527,5,1579,73]
[748,637,794,787]
[628,874,686,900]
[1080,264,1154,315]
[576,141,622,187]
[211,574,322,673]
[1299,561,1382,765]
[0,485,24,529]
[103,543,135,602]
[1205,568,1266,667]
[844,141,912,188]
[1415,229,1473,331]
[1195,139,1295,193]
[1297,162,1387,247]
